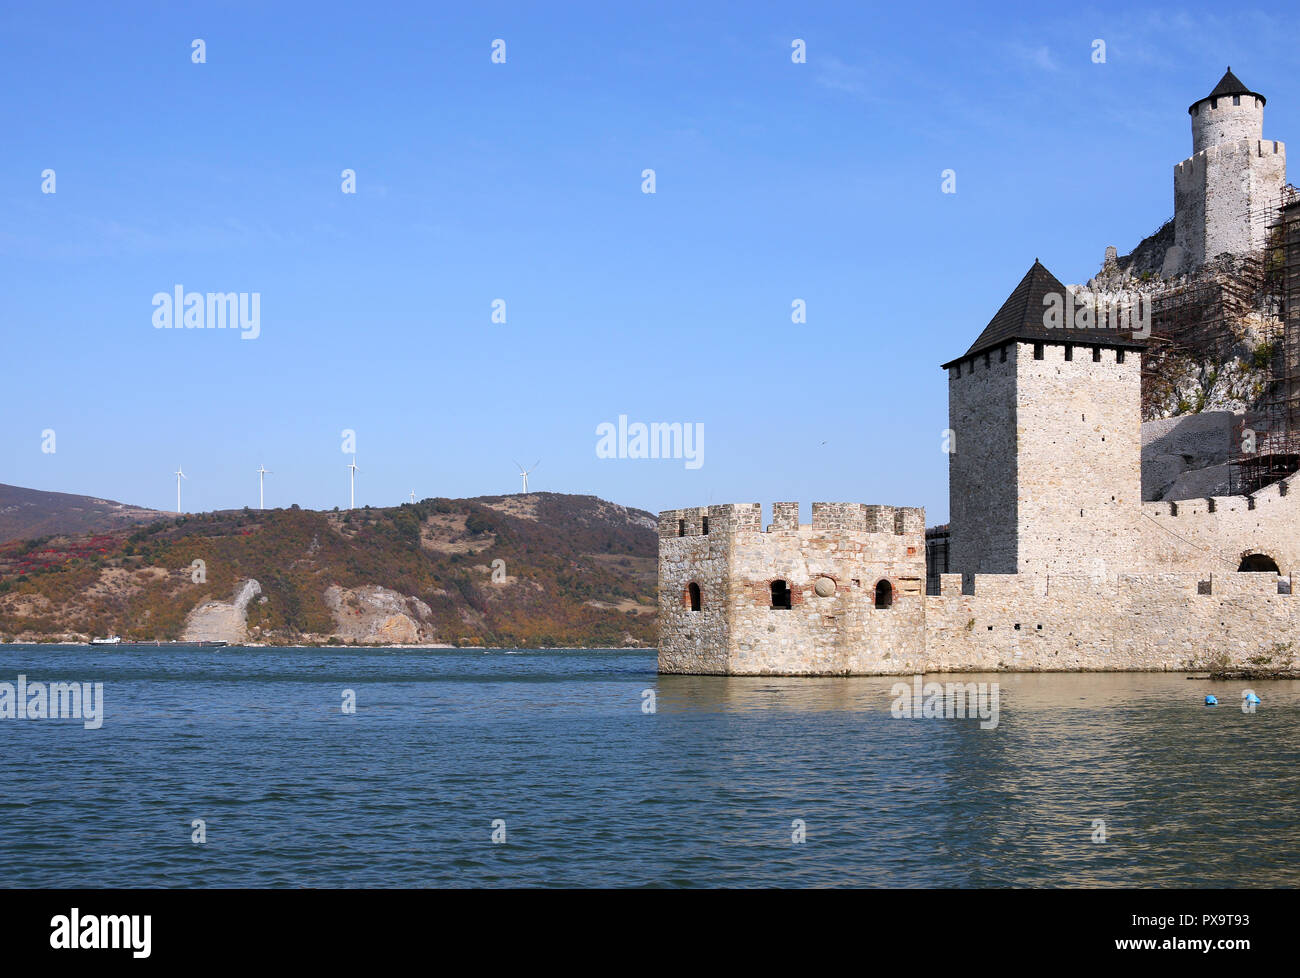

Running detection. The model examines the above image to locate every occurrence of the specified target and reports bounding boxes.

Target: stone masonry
[658,503,925,675]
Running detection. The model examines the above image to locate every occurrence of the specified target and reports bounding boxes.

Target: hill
[0,492,659,648]
[0,483,164,542]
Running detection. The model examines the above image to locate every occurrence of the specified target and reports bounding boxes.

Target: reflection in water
[0,646,1296,887]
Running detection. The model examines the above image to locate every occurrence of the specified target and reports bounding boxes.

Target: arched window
[687,582,702,611]
[874,579,894,609]
[1239,553,1280,573]
[770,580,792,609]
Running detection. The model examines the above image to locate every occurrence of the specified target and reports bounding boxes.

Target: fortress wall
[1174,138,1286,266]
[1013,342,1144,580]
[1204,142,1254,259]
[657,503,927,675]
[1250,140,1287,250]
[921,571,1298,674]
[1175,155,1209,267]
[1205,140,1286,257]
[1137,473,1300,574]
[948,344,1019,576]
[658,507,731,674]
[725,517,927,674]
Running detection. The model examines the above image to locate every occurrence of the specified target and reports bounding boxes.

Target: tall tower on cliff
[1171,68,1285,274]
[943,261,1146,583]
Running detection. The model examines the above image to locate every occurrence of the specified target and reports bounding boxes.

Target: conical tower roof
[1189,67,1264,113]
[941,260,1146,369]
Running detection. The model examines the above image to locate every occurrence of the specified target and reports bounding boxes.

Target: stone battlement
[658,502,924,539]
[1175,138,1285,174]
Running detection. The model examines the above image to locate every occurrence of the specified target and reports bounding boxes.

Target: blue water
[0,644,1297,887]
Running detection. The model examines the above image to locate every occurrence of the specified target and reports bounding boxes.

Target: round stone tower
[1190,67,1265,153]
[1170,68,1285,274]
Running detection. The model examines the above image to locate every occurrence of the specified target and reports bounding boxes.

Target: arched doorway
[874,580,894,609]
[1239,553,1280,573]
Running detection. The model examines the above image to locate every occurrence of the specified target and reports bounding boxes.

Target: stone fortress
[658,70,1300,675]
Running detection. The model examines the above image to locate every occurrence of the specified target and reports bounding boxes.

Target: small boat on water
[86,637,229,648]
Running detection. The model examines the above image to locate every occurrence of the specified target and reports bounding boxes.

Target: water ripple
[0,646,1297,886]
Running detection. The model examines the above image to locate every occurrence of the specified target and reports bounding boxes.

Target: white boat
[90,635,122,646]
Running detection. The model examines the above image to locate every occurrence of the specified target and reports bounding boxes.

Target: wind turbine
[256,465,272,510]
[513,459,539,494]
[174,466,186,514]
[347,456,360,509]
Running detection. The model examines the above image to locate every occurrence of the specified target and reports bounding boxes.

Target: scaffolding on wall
[1138,257,1267,421]
[1231,186,1300,494]
[1131,187,1300,495]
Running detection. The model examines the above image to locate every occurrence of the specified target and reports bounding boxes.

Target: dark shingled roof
[941,260,1146,370]
[1189,67,1264,113]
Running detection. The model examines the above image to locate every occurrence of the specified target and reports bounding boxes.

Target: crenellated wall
[1174,136,1286,269]
[1137,470,1300,575]
[659,520,1300,674]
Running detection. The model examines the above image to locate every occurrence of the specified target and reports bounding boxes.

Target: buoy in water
[1245,692,1261,704]
[1205,695,1218,706]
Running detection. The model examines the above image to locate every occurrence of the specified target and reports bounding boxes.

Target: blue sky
[2,1,1298,524]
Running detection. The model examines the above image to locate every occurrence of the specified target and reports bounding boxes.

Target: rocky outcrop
[182,579,262,643]
[323,584,437,644]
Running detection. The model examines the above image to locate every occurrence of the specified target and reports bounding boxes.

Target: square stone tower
[657,502,927,674]
[1171,68,1285,274]
[943,261,1146,583]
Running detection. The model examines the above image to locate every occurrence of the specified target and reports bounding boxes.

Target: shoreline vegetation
[0,640,657,651]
